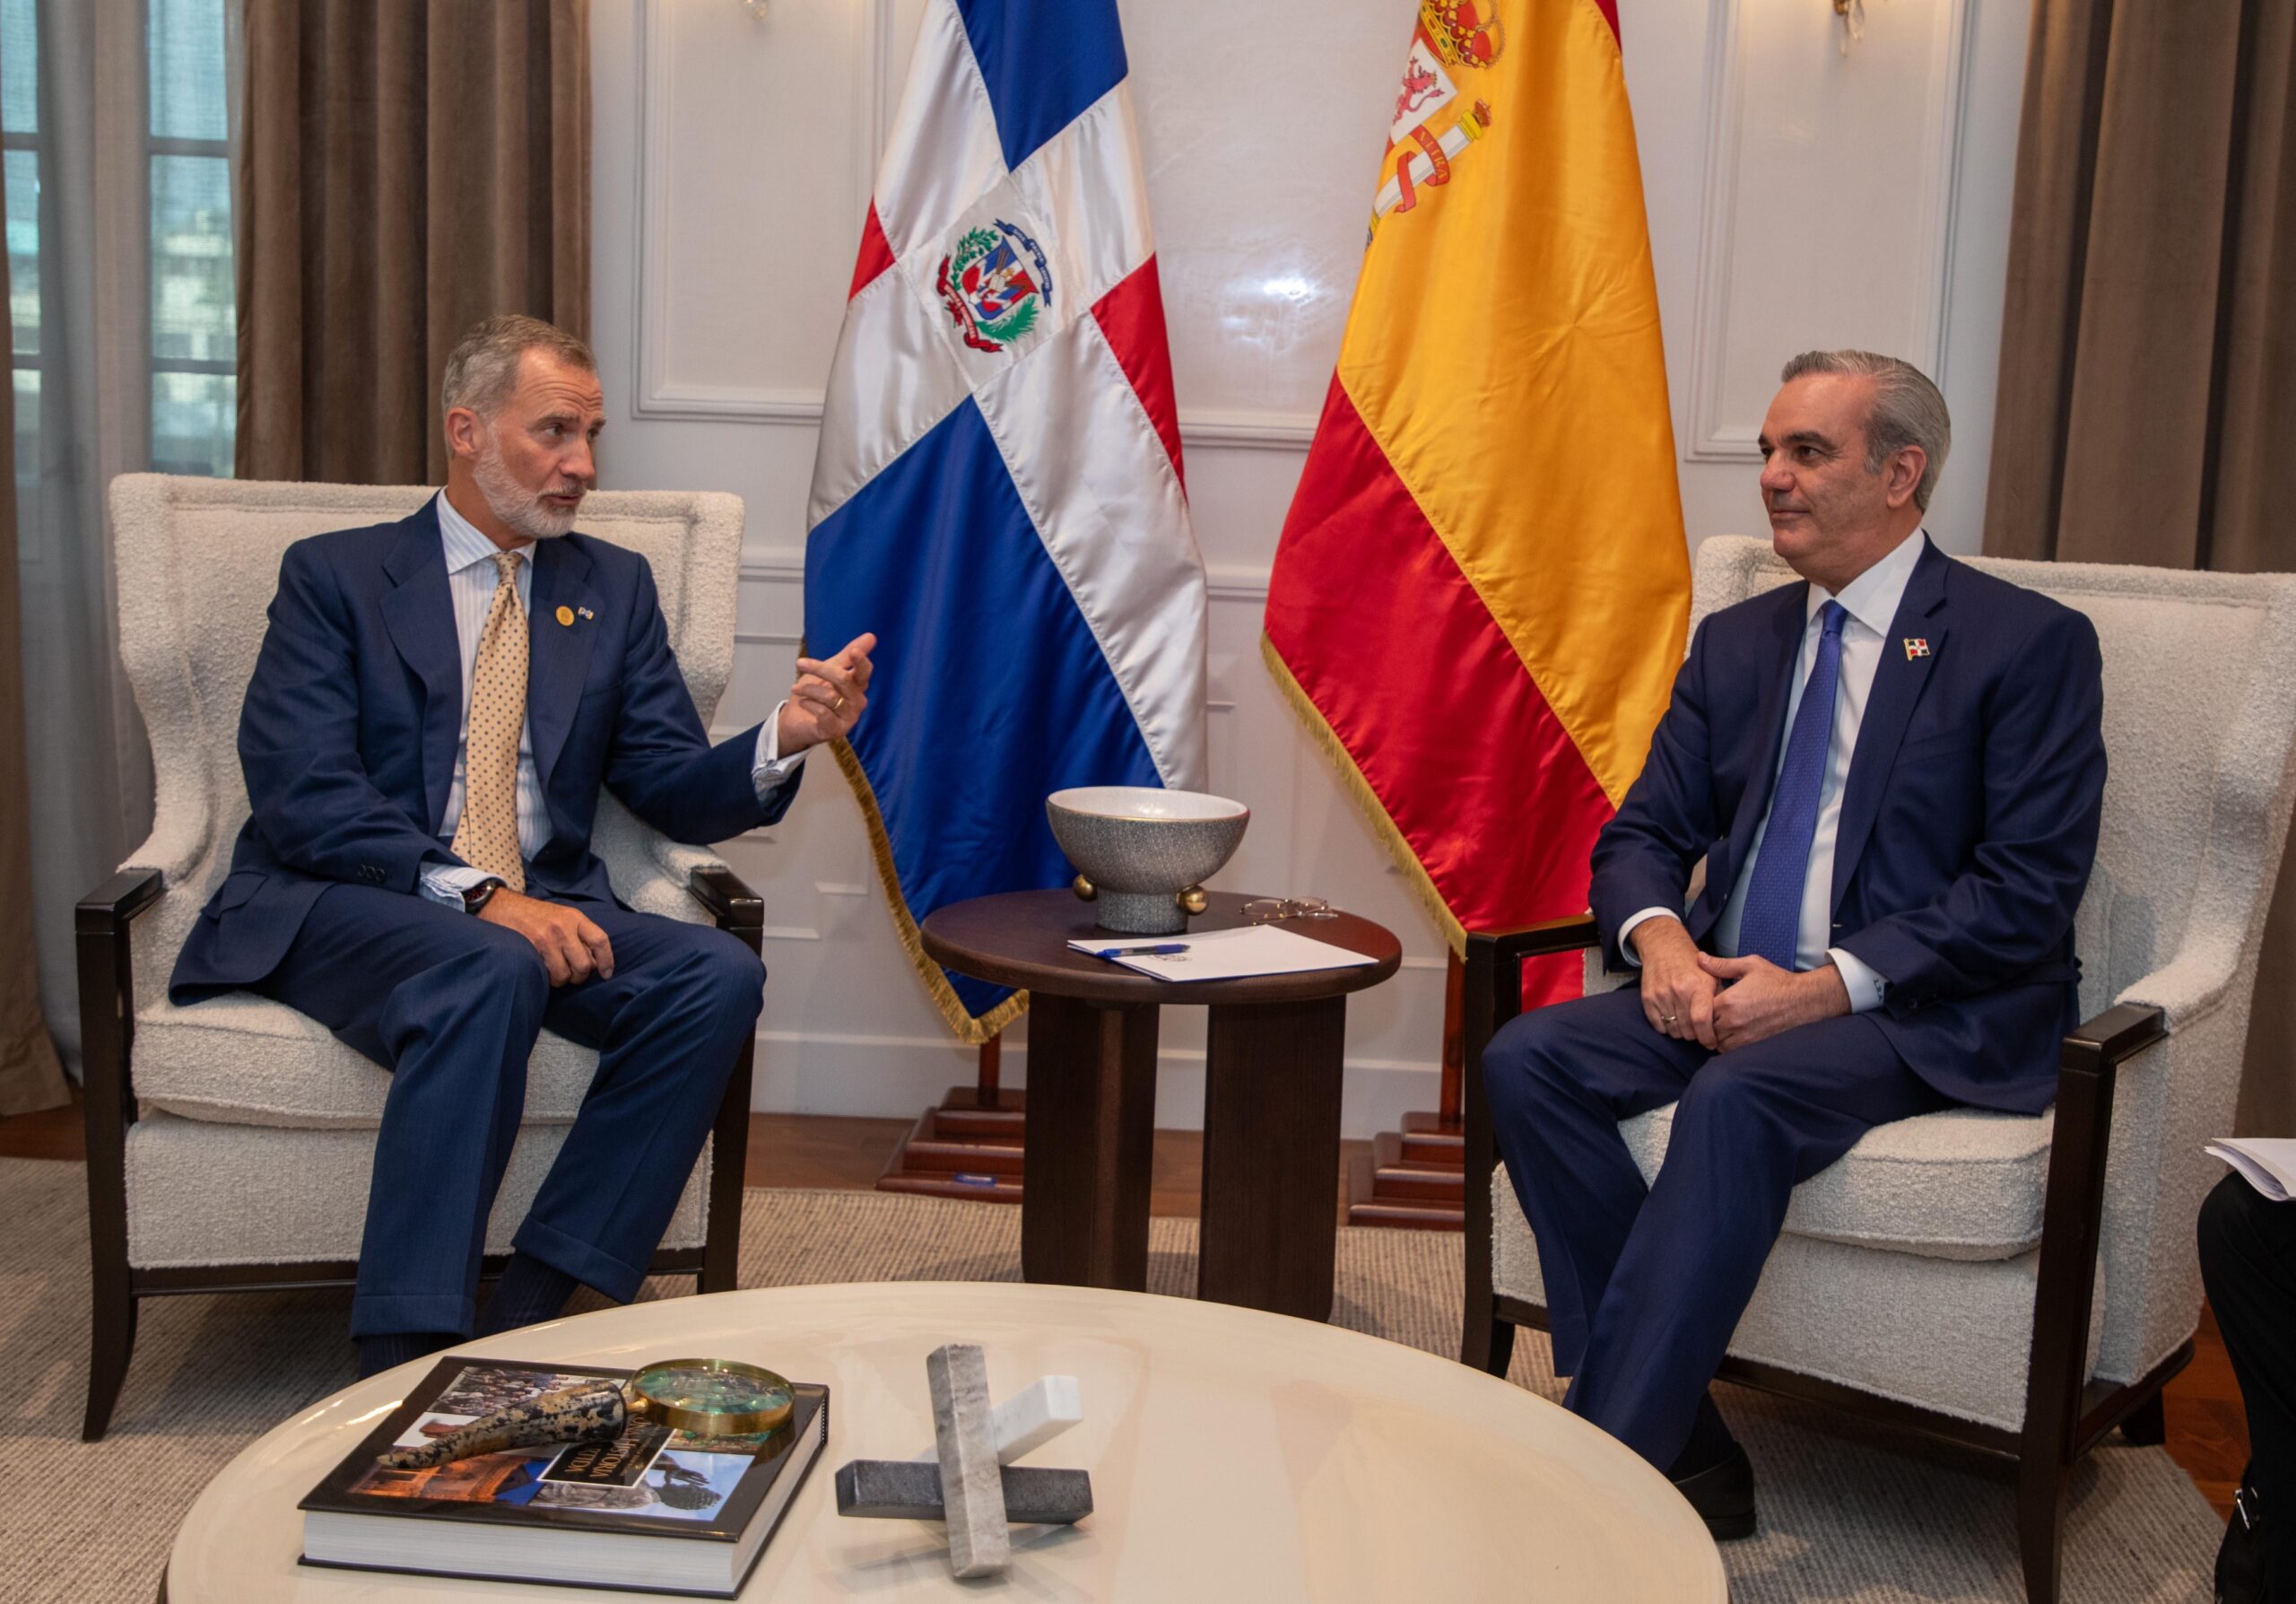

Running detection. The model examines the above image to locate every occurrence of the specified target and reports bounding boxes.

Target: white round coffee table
[166,1281,1725,1600]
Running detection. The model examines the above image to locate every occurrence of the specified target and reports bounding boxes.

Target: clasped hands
[475,634,883,988]
[1629,916,1848,1052]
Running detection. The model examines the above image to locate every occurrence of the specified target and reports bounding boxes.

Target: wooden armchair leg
[2015,1454,2066,1604]
[83,1276,137,1443]
[1464,1312,1516,1380]
[691,867,763,1297]
[699,1025,754,1297]
[2118,1390,2165,1445]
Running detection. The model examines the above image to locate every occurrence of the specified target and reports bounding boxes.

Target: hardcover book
[300,1356,829,1598]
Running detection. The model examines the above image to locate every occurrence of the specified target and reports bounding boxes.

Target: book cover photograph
[300,1356,829,1597]
[345,1362,757,1521]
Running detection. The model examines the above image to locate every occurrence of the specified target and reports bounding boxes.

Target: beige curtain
[0,152,71,1118]
[1985,0,2296,1130]
[235,0,591,485]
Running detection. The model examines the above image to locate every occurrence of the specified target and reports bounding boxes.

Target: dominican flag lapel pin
[1903,638,1931,659]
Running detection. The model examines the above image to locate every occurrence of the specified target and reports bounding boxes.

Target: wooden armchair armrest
[78,867,165,934]
[1462,913,1599,1042]
[1465,912,1603,968]
[76,867,166,1127]
[2062,1002,2169,1072]
[686,864,763,938]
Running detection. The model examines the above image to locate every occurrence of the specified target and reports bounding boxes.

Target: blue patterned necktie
[1737,600,1849,971]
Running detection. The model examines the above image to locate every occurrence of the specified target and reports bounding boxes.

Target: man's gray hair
[440,314,596,423]
[1779,349,1952,510]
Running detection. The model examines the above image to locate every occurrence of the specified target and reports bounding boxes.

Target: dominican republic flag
[804,0,1209,1042]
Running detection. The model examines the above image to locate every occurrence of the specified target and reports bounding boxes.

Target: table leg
[1197,996,1347,1321]
[1020,995,1159,1290]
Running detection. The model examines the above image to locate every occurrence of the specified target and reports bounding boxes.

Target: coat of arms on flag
[1378,1,1504,225]
[804,0,1207,1042]
[937,220,1053,353]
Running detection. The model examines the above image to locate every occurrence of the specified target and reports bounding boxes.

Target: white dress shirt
[419,491,802,909]
[1618,527,1931,1013]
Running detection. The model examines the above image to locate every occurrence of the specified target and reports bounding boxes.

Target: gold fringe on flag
[1259,634,1468,955]
[828,739,1031,1046]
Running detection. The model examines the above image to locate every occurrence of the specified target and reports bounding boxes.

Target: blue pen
[1090,944,1187,959]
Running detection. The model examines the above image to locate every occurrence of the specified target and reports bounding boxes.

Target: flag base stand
[876,1039,1026,1205]
[1345,951,1465,1230]
[1345,1111,1464,1230]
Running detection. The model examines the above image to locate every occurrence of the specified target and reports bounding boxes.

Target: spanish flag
[1264,0,1689,959]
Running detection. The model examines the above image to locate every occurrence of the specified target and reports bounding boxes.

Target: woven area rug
[0,1156,2217,1601]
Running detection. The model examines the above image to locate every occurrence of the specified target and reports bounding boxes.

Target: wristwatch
[460,877,507,916]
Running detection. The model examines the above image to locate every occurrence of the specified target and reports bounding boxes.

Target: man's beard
[472,431,586,540]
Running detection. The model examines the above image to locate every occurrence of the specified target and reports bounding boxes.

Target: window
[0,0,237,512]
[3,0,39,532]
[147,0,235,478]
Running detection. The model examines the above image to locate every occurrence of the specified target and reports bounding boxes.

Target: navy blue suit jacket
[1588,537,2107,1114]
[170,501,798,1001]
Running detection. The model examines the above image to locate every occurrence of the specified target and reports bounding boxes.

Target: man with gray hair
[1483,351,2107,1538]
[171,314,879,1377]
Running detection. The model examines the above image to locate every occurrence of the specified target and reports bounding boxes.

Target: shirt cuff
[420,862,496,911]
[1828,946,1889,1013]
[1616,907,1682,967]
[752,702,808,795]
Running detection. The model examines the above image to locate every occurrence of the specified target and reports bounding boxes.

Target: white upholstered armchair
[77,476,764,1440]
[1461,536,2296,1604]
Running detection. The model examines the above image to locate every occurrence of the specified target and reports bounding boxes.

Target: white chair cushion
[125,1112,709,1268]
[1617,1103,2055,1262]
[132,994,599,1129]
[1492,1164,2100,1432]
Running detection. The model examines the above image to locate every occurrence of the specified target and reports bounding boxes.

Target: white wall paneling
[591,0,2033,1133]
[1683,0,1974,464]
[628,0,888,423]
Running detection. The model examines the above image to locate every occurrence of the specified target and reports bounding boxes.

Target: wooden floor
[2,1097,2244,1518]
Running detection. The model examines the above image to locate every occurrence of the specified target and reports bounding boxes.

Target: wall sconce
[1834,0,1868,54]
[743,0,769,17]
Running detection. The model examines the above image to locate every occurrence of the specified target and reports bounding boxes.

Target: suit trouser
[252,883,767,1339]
[1483,984,1952,1470]
[2200,1172,2296,1601]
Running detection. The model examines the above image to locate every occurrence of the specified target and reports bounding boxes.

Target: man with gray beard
[170,316,878,1377]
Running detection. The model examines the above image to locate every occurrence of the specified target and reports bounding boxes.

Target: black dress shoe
[1672,1442,1757,1542]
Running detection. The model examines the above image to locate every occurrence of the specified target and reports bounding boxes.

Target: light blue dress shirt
[418,491,802,910]
[1618,528,1932,1013]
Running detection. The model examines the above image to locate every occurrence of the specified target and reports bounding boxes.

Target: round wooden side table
[919,890,1401,1323]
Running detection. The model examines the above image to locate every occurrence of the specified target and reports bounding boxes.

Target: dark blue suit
[170,501,799,1338]
[1483,537,2106,1469]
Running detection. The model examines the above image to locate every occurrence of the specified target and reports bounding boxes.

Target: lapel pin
[578,606,595,620]
[1903,638,1931,659]
[555,605,576,627]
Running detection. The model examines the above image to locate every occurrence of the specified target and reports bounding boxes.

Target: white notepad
[1068,924,1378,982]
[2206,1138,2296,1202]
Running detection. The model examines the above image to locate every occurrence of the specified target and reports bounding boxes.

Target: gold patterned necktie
[451,550,528,892]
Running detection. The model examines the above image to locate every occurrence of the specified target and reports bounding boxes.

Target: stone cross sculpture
[833,1344,1093,1578]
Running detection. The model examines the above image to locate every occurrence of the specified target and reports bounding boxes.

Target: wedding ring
[1660,1013,1678,1024]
